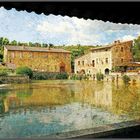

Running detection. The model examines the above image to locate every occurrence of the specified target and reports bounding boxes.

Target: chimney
[114,40,120,44]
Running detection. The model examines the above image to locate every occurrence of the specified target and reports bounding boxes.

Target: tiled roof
[4,45,71,53]
[91,40,133,51]
[91,45,112,51]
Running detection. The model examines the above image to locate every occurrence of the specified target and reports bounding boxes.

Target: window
[106,58,108,63]
[121,58,123,63]
[92,60,95,67]
[121,47,123,52]
[82,61,84,66]
[130,59,132,62]
[101,60,104,64]
[11,52,15,58]
[55,65,57,71]
[78,61,80,65]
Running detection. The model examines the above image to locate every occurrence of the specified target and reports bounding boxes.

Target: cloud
[0,7,140,45]
[121,35,136,41]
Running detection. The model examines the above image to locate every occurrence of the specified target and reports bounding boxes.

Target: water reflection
[0,80,140,138]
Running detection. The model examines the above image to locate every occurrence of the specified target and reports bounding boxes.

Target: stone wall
[4,49,71,73]
[0,75,30,84]
[111,40,133,67]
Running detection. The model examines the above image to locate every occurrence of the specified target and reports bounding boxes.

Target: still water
[0,80,140,138]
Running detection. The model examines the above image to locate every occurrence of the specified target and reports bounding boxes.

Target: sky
[0,7,140,46]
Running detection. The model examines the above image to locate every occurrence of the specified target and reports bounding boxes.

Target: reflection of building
[75,40,140,76]
[4,46,71,73]
[94,84,112,108]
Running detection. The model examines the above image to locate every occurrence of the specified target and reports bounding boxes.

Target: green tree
[122,75,131,85]
[0,37,9,46]
[16,66,33,79]
[133,36,140,61]
[10,40,18,46]
[42,43,48,47]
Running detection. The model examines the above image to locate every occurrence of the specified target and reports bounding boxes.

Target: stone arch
[80,69,85,74]
[60,62,65,72]
[105,68,109,75]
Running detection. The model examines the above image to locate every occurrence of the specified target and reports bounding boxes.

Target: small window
[55,65,57,71]
[101,60,104,64]
[11,52,15,58]
[82,61,84,66]
[78,61,80,65]
[121,47,123,52]
[92,60,95,67]
[121,58,123,63]
[130,59,132,62]
[106,58,108,63]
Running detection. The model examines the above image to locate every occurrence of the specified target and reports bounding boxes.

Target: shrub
[122,75,131,84]
[70,74,86,80]
[96,72,104,81]
[16,66,33,79]
[55,72,68,79]
[0,67,9,76]
[32,72,68,80]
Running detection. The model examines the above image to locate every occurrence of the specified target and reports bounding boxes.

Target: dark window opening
[78,61,80,65]
[106,58,108,63]
[92,60,95,67]
[121,47,123,52]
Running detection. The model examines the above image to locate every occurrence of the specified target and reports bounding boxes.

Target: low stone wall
[104,74,140,84]
[0,75,30,84]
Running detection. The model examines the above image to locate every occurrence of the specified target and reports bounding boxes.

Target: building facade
[4,46,71,73]
[75,40,140,77]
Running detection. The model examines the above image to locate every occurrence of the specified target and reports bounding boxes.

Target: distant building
[75,40,140,77]
[4,46,71,73]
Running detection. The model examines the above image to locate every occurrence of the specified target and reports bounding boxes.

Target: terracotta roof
[91,45,112,51]
[91,40,133,51]
[4,45,71,53]
[116,62,140,67]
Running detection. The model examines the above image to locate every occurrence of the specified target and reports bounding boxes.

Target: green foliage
[70,74,89,80]
[133,36,140,61]
[10,40,18,46]
[55,72,68,79]
[16,66,33,79]
[96,72,104,81]
[0,37,9,46]
[112,66,124,72]
[122,75,131,84]
[0,67,9,76]
[32,72,68,80]
[70,74,82,80]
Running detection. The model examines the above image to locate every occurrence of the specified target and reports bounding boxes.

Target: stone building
[74,40,140,77]
[4,46,71,73]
